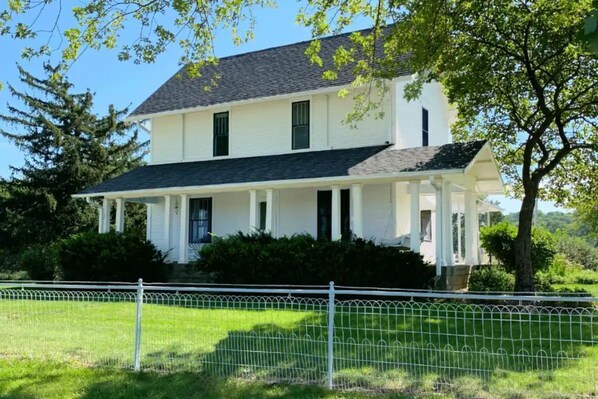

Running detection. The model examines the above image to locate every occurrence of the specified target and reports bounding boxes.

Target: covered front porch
[76,141,503,276]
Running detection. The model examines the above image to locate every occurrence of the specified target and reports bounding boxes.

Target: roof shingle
[130,28,409,117]
[79,141,486,196]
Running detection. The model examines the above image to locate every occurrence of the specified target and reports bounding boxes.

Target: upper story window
[422,108,429,147]
[213,111,229,156]
[292,101,310,150]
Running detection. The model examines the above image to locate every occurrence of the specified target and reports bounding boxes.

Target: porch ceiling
[76,141,492,198]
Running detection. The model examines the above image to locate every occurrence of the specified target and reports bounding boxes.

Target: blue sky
[0,2,567,214]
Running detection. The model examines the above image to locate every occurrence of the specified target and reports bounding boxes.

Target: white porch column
[265,189,278,236]
[115,198,125,233]
[101,198,111,233]
[178,193,189,264]
[442,180,454,266]
[456,212,462,263]
[464,189,480,265]
[163,195,172,252]
[97,206,104,233]
[331,185,341,240]
[249,189,258,232]
[409,180,421,253]
[433,180,443,275]
[351,184,363,238]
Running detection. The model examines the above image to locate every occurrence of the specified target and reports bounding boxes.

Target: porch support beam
[351,184,363,238]
[101,198,111,233]
[265,189,277,237]
[442,180,454,266]
[431,177,443,275]
[249,189,258,232]
[331,185,341,240]
[115,198,125,233]
[464,189,480,265]
[409,180,421,253]
[163,195,172,255]
[178,193,189,264]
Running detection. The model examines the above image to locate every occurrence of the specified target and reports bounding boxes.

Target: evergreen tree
[0,64,146,251]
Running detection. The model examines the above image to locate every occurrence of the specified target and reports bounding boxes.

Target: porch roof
[78,141,490,197]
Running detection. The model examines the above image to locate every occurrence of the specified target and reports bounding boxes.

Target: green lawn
[0,359,414,399]
[554,283,598,296]
[0,292,597,398]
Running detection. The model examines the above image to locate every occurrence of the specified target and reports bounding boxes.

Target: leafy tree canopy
[0,64,146,251]
[2,0,597,292]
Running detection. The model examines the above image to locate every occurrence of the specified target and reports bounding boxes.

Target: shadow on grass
[136,302,598,397]
[1,359,378,399]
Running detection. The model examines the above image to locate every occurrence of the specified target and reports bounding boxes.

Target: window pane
[292,101,309,150]
[214,112,229,156]
[293,126,309,149]
[259,201,267,231]
[422,108,429,147]
[420,210,432,242]
[189,198,212,243]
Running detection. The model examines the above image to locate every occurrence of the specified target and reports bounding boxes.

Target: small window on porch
[189,198,212,244]
[421,210,432,242]
[259,201,267,231]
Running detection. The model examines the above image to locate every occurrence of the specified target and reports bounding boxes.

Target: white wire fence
[0,280,597,398]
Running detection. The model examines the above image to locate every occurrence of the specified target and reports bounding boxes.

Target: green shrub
[573,269,598,285]
[468,266,515,292]
[57,232,169,282]
[480,222,556,273]
[196,231,435,289]
[556,235,598,271]
[19,244,59,280]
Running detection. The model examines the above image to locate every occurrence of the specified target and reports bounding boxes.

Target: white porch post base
[178,194,189,264]
[409,180,421,253]
[351,184,363,238]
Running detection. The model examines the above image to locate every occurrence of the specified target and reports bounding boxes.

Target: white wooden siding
[278,188,317,237]
[394,80,451,149]
[151,115,183,163]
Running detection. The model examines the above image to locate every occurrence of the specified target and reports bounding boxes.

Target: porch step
[167,264,207,283]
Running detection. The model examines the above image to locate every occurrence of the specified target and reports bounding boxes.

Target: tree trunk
[514,185,538,292]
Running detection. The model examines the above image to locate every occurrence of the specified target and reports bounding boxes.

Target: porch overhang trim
[73,169,465,200]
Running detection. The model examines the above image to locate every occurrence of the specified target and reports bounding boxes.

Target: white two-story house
[76,29,503,275]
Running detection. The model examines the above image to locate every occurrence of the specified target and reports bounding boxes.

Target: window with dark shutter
[422,108,429,147]
[259,201,267,231]
[292,101,310,150]
[189,198,212,244]
[213,112,229,156]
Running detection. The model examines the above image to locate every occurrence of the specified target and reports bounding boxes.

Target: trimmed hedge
[480,222,556,273]
[468,266,515,292]
[57,232,169,282]
[196,231,435,288]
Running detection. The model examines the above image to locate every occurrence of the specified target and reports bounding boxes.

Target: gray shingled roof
[79,141,486,195]
[130,28,408,117]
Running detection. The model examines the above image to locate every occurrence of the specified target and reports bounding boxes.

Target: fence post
[327,281,335,389]
[133,278,144,371]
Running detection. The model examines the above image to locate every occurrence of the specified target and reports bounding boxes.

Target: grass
[0,292,597,398]
[554,283,598,296]
[0,359,415,399]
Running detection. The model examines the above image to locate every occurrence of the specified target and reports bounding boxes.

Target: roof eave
[73,168,465,199]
